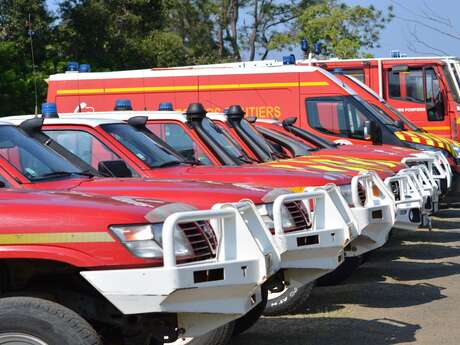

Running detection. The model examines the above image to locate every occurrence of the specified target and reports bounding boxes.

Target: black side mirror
[282,117,297,127]
[396,120,405,130]
[0,181,5,188]
[427,101,444,121]
[178,148,196,161]
[98,160,132,178]
[363,120,382,145]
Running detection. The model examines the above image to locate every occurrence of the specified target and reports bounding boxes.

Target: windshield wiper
[33,171,93,181]
[155,160,183,168]
[183,159,203,166]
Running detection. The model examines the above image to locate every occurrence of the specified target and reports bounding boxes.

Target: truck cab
[310,57,460,140]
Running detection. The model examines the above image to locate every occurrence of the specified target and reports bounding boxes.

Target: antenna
[28,13,38,115]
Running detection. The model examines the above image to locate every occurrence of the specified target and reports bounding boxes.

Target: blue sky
[45,0,460,60]
[345,0,460,58]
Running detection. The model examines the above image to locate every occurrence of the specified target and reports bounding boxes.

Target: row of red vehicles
[0,55,458,345]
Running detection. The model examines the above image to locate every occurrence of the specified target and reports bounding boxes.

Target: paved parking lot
[232,203,460,345]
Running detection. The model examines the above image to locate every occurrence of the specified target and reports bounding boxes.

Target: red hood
[0,188,170,227]
[307,149,406,175]
[142,164,351,188]
[26,177,275,209]
[336,144,419,156]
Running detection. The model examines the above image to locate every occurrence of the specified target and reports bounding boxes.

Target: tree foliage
[0,0,393,115]
[294,0,394,58]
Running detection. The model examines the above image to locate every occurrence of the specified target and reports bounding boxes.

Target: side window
[306,97,369,140]
[343,69,365,83]
[147,123,212,165]
[306,98,347,136]
[388,68,424,102]
[45,130,122,169]
[0,174,10,187]
[425,67,444,121]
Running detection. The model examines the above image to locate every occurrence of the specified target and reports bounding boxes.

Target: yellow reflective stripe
[308,159,385,171]
[287,186,306,193]
[56,81,329,95]
[0,232,114,245]
[264,163,307,170]
[421,126,450,131]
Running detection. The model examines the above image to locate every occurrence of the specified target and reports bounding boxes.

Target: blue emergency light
[42,102,59,118]
[159,102,174,111]
[114,99,133,111]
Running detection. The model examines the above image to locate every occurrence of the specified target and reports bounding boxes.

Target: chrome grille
[357,183,367,206]
[179,221,217,262]
[390,181,401,201]
[284,201,312,233]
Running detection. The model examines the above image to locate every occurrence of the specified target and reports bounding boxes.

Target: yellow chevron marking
[0,232,114,244]
[395,132,406,140]
[56,81,330,95]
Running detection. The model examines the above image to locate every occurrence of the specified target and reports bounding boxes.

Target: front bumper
[385,174,424,231]
[271,187,351,287]
[81,202,281,337]
[344,172,395,256]
[406,152,452,194]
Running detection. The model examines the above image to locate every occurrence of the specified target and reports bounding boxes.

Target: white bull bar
[403,155,451,192]
[306,172,395,259]
[346,172,395,256]
[384,174,423,231]
[81,201,281,337]
[398,166,438,214]
[271,187,351,287]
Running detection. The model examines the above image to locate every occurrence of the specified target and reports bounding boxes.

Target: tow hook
[421,215,433,231]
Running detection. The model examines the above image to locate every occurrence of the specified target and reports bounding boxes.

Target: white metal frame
[384,174,424,231]
[270,187,351,287]
[81,201,281,337]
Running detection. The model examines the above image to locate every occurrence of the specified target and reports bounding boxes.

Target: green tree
[294,0,394,58]
[0,0,56,116]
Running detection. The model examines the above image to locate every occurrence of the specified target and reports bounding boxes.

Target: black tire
[232,287,268,336]
[316,256,363,286]
[263,281,315,316]
[0,297,101,345]
[170,322,234,345]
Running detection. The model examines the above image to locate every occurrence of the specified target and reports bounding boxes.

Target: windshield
[101,123,183,168]
[353,95,395,125]
[379,102,419,131]
[0,125,85,181]
[260,125,316,150]
[200,118,250,160]
[446,61,460,103]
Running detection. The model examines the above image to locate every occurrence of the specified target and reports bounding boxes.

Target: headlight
[110,223,193,258]
[452,145,460,158]
[256,203,297,231]
[339,184,353,205]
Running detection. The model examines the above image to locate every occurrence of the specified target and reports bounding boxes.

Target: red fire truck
[45,59,460,166]
[308,56,460,139]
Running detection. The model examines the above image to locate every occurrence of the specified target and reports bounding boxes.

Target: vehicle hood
[0,188,184,229]
[260,155,395,179]
[28,177,276,209]
[147,164,351,189]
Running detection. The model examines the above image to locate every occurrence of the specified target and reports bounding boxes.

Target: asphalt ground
[231,202,460,345]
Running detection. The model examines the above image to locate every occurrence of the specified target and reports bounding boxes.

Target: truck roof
[49,64,322,81]
[59,111,189,123]
[2,115,123,127]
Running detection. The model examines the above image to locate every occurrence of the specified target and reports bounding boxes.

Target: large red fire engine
[309,56,460,139]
